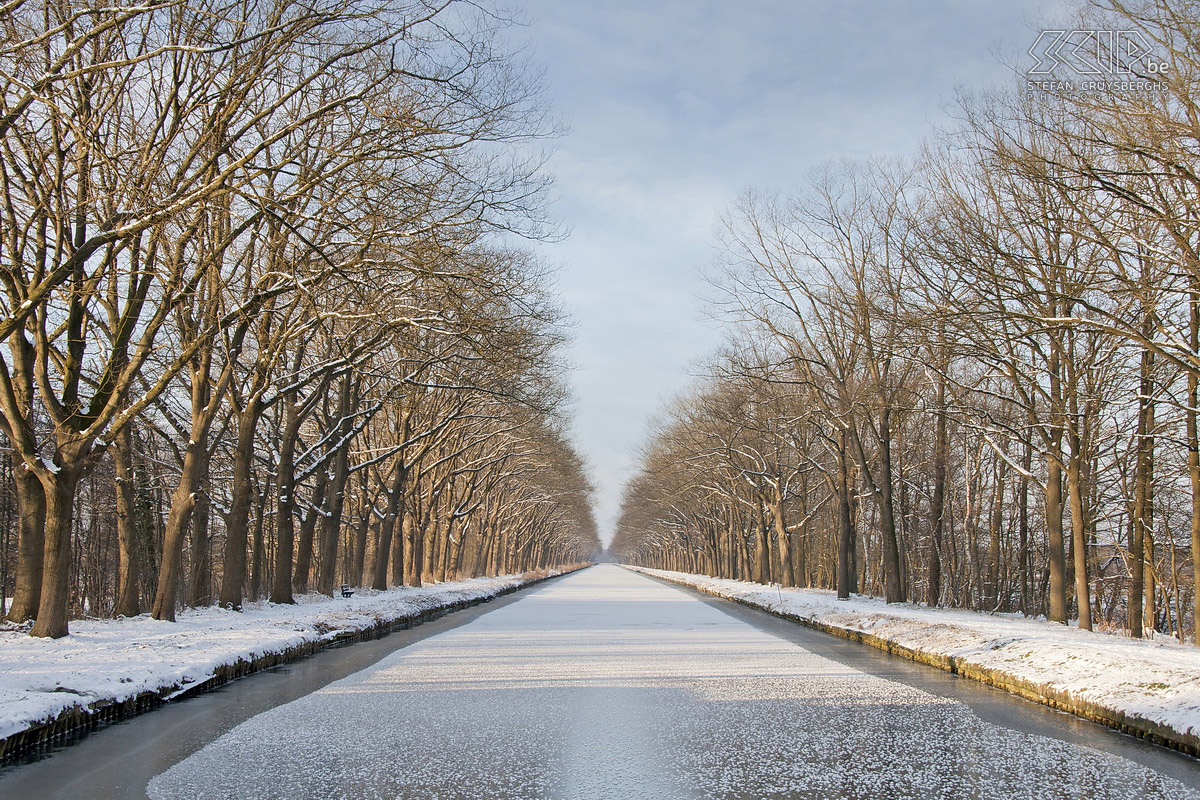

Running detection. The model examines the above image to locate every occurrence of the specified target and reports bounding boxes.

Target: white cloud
[514,0,1059,542]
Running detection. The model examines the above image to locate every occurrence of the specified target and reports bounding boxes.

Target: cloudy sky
[510,0,1065,542]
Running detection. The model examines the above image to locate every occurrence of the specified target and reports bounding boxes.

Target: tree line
[613,0,1200,642]
[0,0,599,638]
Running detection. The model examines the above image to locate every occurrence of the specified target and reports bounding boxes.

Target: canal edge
[0,565,589,764]
[632,567,1200,759]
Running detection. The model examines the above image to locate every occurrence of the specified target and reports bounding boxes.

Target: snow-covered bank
[0,568,579,758]
[630,566,1200,755]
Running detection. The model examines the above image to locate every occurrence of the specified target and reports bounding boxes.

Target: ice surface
[148,565,1199,800]
[635,567,1200,747]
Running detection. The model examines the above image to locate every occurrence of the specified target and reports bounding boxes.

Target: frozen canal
[6,564,1200,799]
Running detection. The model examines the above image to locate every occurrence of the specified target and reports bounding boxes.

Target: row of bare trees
[0,1,598,638]
[613,0,1200,641]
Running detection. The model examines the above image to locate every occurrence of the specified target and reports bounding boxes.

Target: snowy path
[147,565,1199,800]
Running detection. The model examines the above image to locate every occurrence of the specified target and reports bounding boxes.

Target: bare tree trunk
[1045,340,1069,624]
[189,448,211,607]
[271,395,302,605]
[1067,436,1091,630]
[113,426,141,617]
[6,457,45,622]
[770,487,794,587]
[872,408,904,603]
[437,516,452,582]
[403,508,422,587]
[1045,449,1068,624]
[219,402,261,609]
[1131,341,1154,637]
[293,472,327,594]
[836,431,854,599]
[986,461,1005,612]
[372,467,406,590]
[1018,434,1031,616]
[448,517,467,580]
[753,500,769,584]
[486,523,504,576]
[153,339,231,620]
[795,472,809,586]
[929,374,948,607]
[393,509,407,586]
[250,485,268,601]
[151,439,205,621]
[1145,517,1156,634]
[30,464,84,638]
[2,326,43,624]
[349,478,371,586]
[1190,294,1200,645]
[316,444,351,595]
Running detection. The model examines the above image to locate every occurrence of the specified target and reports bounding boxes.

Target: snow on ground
[0,572,558,744]
[149,564,1199,800]
[631,567,1200,747]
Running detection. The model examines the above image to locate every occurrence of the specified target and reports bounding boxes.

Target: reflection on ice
[148,565,1199,800]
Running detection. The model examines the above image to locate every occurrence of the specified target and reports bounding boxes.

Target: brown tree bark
[1066,434,1091,630]
[847,408,904,603]
[372,466,407,590]
[113,425,141,617]
[1018,435,1031,616]
[250,485,268,601]
[189,447,212,607]
[316,444,351,594]
[218,400,262,609]
[6,458,45,622]
[1130,338,1155,637]
[30,461,85,638]
[271,394,303,605]
[1190,294,1200,645]
[836,430,855,600]
[348,478,372,587]
[752,500,770,584]
[151,436,206,621]
[403,507,422,587]
[1045,338,1069,624]
[769,486,794,587]
[986,461,1006,612]
[928,371,948,608]
[293,472,327,595]
[1045,448,1068,624]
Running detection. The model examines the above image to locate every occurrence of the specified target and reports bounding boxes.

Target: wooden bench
[340,584,354,598]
